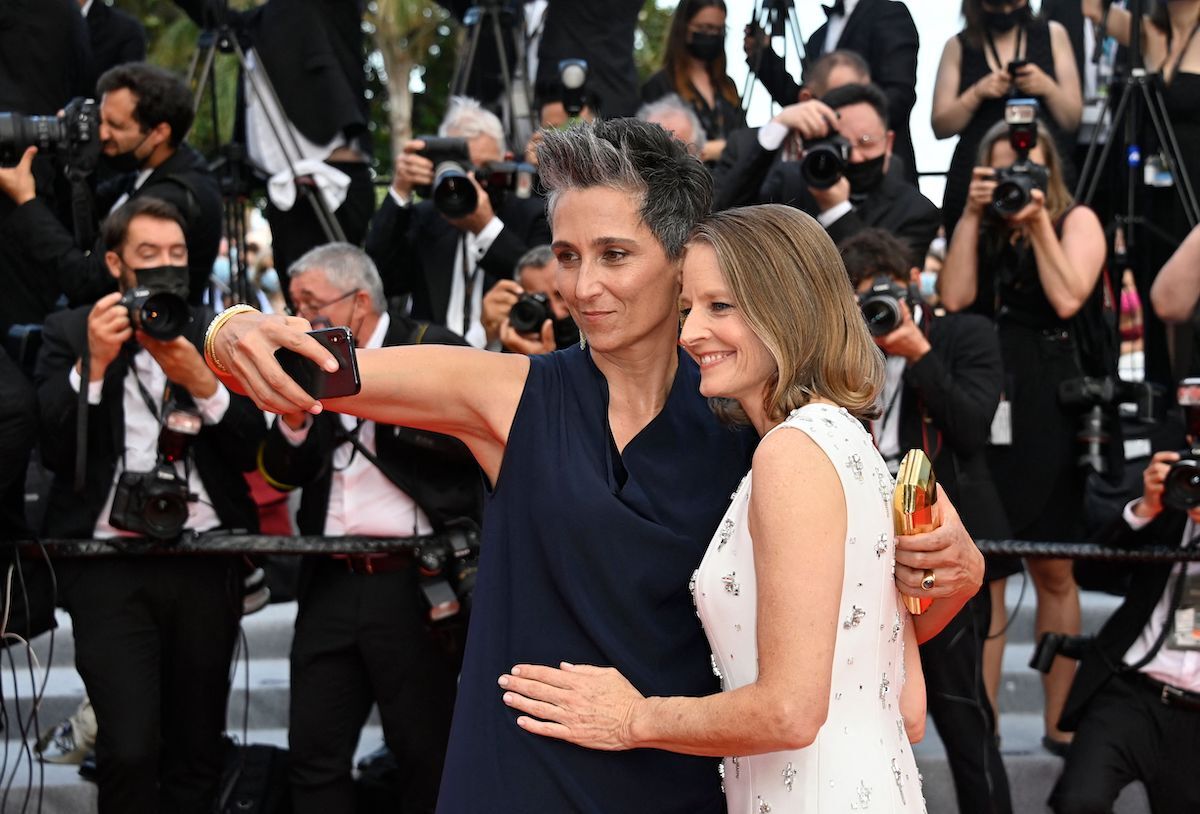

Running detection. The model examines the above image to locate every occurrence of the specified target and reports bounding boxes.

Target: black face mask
[844,154,887,194]
[686,32,725,63]
[129,264,191,298]
[983,6,1029,33]
[102,131,151,175]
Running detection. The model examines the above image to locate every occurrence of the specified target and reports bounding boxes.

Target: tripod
[742,0,808,112]
[186,17,345,307]
[449,2,535,152]
[1075,0,1199,386]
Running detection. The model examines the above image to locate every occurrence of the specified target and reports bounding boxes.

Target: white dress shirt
[279,313,434,538]
[1120,501,1200,692]
[871,353,908,473]
[822,0,860,55]
[69,349,230,539]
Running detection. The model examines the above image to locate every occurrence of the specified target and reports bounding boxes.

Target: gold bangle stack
[204,304,259,374]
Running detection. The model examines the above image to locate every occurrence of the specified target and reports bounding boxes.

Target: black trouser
[1050,671,1200,814]
[919,588,1013,814]
[61,556,242,814]
[0,347,36,538]
[288,559,458,814]
[267,160,376,299]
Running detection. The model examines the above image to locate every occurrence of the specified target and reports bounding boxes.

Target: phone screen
[274,327,362,400]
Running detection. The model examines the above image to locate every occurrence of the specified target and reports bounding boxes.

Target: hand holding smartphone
[274,326,361,400]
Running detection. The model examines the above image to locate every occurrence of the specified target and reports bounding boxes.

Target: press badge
[989,400,1013,446]
[1144,154,1175,188]
[1168,570,1200,651]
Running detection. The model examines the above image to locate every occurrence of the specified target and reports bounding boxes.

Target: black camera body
[800,134,851,190]
[1058,376,1164,472]
[0,97,101,178]
[108,465,193,541]
[415,137,534,218]
[508,292,552,333]
[1164,449,1200,512]
[120,266,192,341]
[991,98,1049,217]
[858,276,911,337]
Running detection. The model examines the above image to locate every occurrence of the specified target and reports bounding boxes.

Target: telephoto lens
[857,277,908,337]
[121,288,190,341]
[432,162,478,218]
[800,135,851,189]
[1163,453,1200,511]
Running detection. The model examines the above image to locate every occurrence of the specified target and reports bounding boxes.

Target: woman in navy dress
[205,119,984,812]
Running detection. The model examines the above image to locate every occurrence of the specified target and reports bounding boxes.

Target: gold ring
[920,570,936,591]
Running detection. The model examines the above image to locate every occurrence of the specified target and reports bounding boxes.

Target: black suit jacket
[1058,510,1185,731]
[711,126,779,212]
[85,1,147,81]
[258,311,483,536]
[764,160,940,264]
[0,0,93,117]
[0,143,224,322]
[747,0,919,184]
[177,0,370,155]
[535,0,643,117]
[365,194,551,327]
[33,304,265,539]
[895,310,1010,540]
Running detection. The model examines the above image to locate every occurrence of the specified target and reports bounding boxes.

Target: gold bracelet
[204,304,259,374]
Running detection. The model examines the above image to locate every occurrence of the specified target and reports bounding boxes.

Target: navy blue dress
[436,346,757,813]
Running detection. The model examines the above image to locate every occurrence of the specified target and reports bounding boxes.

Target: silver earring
[579,332,587,350]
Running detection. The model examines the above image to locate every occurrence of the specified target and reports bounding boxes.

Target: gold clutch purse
[893,449,941,615]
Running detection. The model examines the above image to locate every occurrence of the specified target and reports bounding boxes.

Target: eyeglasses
[289,287,360,318]
[688,25,727,37]
[851,133,886,150]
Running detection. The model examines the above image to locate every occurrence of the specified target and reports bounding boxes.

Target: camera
[800,134,851,189]
[120,267,191,341]
[108,465,193,541]
[1059,376,1164,472]
[1030,631,1093,673]
[415,137,535,218]
[415,523,480,623]
[991,98,1049,217]
[1163,378,1200,510]
[508,292,552,333]
[0,98,101,177]
[857,276,911,337]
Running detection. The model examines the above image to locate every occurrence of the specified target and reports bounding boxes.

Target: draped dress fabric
[436,346,757,814]
[693,403,925,813]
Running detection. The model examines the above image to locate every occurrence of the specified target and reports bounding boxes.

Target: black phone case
[274,327,362,400]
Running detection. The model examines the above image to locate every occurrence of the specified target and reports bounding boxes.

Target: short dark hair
[102,196,187,254]
[839,228,912,288]
[804,50,871,97]
[537,118,712,261]
[97,63,195,147]
[820,82,890,128]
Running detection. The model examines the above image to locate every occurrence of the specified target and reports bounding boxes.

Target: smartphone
[1007,59,1028,76]
[273,326,361,400]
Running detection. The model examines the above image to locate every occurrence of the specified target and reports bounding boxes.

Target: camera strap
[984,23,1026,76]
[459,235,482,341]
[123,347,176,474]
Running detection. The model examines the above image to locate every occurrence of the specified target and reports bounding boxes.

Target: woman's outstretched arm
[208,310,529,483]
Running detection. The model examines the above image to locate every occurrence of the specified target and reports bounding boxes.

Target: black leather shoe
[1042,735,1071,758]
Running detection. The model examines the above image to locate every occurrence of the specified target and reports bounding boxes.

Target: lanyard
[1162,18,1200,79]
[459,234,482,340]
[984,23,1026,77]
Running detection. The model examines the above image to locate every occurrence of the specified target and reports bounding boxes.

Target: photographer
[932,0,1081,237]
[1049,383,1200,813]
[743,0,919,185]
[480,244,577,354]
[364,96,550,347]
[0,63,222,318]
[257,244,480,814]
[32,197,264,814]
[762,82,940,264]
[638,94,707,160]
[940,114,1106,756]
[842,228,1012,814]
[711,49,870,211]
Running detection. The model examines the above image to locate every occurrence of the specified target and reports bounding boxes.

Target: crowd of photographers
[1,0,1199,812]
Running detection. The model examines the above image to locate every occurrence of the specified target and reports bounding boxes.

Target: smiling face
[679,242,777,427]
[551,187,682,355]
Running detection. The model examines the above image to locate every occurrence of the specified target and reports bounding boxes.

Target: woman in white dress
[499,204,927,812]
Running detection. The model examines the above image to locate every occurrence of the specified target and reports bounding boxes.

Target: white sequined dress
[692,403,925,813]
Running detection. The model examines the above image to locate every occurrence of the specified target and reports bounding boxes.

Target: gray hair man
[365,96,551,347]
[480,244,579,354]
[637,94,708,159]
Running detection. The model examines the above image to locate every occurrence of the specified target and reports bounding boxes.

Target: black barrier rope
[10,534,1200,562]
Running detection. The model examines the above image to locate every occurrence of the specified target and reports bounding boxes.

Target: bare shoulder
[1061,203,1103,235]
[751,420,840,496]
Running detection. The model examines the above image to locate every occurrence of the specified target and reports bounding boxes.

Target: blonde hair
[977,120,1073,222]
[689,204,884,425]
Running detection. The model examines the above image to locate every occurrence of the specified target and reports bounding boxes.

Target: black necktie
[824,0,846,19]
